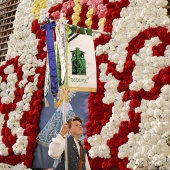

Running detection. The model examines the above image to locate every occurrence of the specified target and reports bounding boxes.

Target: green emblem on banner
[71,48,86,75]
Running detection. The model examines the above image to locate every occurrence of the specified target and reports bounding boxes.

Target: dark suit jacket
[55,135,86,170]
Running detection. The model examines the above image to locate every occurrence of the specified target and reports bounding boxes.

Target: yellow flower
[72,0,82,25]
[86,8,93,18]
[72,14,80,25]
[85,18,92,27]
[74,0,80,3]
[72,13,80,20]
[98,18,106,27]
[31,0,47,19]
[85,8,93,27]
[73,4,81,13]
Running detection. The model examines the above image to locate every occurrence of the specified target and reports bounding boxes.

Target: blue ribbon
[41,18,58,96]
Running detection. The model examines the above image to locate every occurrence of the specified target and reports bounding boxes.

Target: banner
[41,19,58,97]
[67,31,97,92]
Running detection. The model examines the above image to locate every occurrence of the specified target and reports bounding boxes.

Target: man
[48,116,91,170]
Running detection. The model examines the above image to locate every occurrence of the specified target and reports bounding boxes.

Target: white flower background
[0,0,170,169]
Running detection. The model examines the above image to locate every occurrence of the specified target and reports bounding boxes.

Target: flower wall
[0,0,46,169]
[0,0,170,169]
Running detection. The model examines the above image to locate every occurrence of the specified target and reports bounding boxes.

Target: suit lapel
[71,137,80,157]
[72,144,80,157]
[68,135,80,157]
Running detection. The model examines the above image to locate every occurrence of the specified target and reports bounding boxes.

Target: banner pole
[62,93,68,170]
[60,13,69,170]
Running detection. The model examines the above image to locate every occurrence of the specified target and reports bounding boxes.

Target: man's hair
[67,116,82,128]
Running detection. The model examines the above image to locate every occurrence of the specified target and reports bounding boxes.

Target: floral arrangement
[0,0,170,169]
[0,0,46,169]
[85,0,170,169]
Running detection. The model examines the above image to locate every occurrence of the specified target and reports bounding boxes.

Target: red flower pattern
[0,0,170,169]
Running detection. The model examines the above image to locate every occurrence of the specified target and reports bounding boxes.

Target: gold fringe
[65,92,69,102]
[44,97,49,107]
[54,98,58,108]
[53,85,71,108]
[54,97,63,108]
[68,87,97,92]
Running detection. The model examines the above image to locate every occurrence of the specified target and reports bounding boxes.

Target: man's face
[69,120,83,136]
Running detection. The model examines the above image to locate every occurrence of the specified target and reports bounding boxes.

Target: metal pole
[62,95,68,170]
[60,13,68,170]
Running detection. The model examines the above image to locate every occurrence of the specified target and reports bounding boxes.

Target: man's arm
[48,134,65,159]
[48,121,69,159]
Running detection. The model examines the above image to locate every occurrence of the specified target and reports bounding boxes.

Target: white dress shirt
[48,134,91,170]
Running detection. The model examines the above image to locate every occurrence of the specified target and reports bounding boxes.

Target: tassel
[65,92,69,102]
[44,97,49,107]
[54,98,58,108]
[54,98,63,108]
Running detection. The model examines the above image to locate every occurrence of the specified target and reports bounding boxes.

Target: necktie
[78,141,83,170]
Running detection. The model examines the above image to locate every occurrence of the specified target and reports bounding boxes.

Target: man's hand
[59,122,69,136]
